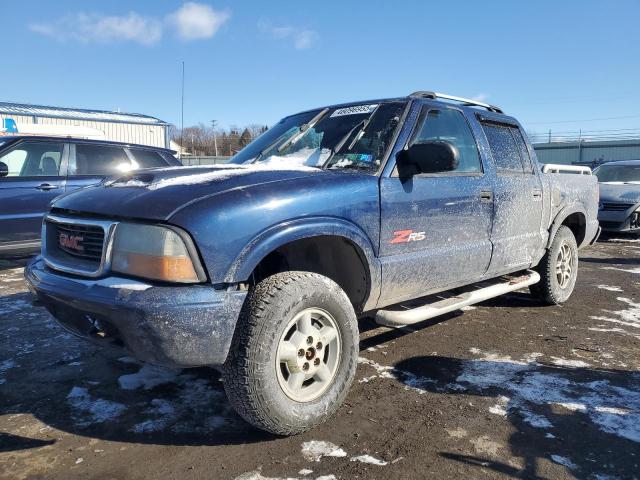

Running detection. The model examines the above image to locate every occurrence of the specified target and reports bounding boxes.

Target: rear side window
[71,144,131,176]
[510,127,534,173]
[0,141,63,177]
[482,123,525,173]
[129,148,168,169]
[413,108,482,173]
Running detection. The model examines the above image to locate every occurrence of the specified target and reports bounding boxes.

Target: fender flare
[546,204,587,248]
[224,216,381,306]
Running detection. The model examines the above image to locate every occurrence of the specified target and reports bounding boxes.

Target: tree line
[170,123,269,157]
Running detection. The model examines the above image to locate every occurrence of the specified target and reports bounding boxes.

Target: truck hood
[598,182,640,204]
[52,164,325,221]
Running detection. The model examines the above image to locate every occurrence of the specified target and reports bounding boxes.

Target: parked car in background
[0,136,179,254]
[594,160,640,234]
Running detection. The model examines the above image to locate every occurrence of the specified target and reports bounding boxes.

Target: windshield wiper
[276,107,330,153]
[321,116,374,169]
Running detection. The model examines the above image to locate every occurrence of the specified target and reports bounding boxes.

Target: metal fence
[179,156,231,166]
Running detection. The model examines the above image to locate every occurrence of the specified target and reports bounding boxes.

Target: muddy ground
[1,236,639,480]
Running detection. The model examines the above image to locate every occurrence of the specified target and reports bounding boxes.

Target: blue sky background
[3,0,640,141]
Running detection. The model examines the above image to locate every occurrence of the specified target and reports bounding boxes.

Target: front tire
[222,271,359,435]
[530,225,579,305]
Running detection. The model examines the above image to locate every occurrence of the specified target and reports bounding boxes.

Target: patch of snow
[301,441,347,462]
[550,455,577,469]
[550,357,590,368]
[359,347,640,442]
[66,387,126,426]
[298,469,313,476]
[603,266,640,275]
[460,305,477,311]
[132,399,176,433]
[75,457,84,464]
[554,402,586,412]
[118,365,181,390]
[350,454,388,466]
[597,284,623,292]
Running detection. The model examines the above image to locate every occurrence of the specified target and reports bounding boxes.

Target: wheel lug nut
[303,362,309,371]
[298,349,305,357]
[316,342,322,350]
[314,358,320,366]
[306,336,313,345]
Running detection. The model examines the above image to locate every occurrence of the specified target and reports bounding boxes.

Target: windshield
[594,163,640,183]
[230,101,407,173]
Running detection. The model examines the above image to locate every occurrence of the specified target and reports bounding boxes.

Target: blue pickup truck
[25,92,599,435]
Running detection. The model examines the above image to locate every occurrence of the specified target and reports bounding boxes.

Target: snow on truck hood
[51,164,324,221]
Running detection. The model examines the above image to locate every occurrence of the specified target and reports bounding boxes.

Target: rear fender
[547,204,586,248]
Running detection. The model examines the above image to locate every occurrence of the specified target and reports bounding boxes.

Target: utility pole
[180,61,185,159]
[211,120,219,157]
[548,129,551,143]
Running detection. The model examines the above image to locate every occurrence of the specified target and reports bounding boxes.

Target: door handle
[480,190,493,202]
[533,189,542,198]
[35,183,60,191]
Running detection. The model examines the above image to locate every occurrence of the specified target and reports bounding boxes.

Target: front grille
[55,223,105,261]
[601,202,635,211]
[43,214,116,278]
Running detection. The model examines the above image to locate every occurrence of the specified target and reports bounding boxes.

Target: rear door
[378,103,494,305]
[65,142,133,194]
[480,121,543,274]
[0,139,67,247]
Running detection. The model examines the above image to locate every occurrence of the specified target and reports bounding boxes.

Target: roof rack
[408,91,503,114]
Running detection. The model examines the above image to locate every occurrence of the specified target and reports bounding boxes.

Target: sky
[3,0,640,142]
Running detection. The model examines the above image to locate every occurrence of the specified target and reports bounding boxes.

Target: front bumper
[25,256,247,368]
[598,208,640,233]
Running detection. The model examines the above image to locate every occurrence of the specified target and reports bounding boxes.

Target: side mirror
[0,162,8,177]
[396,141,459,177]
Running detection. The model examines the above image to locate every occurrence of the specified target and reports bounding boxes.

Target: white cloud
[30,12,163,45]
[472,93,489,102]
[29,3,230,46]
[167,2,230,41]
[258,19,318,50]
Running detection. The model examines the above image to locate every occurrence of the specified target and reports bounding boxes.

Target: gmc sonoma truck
[25,91,600,435]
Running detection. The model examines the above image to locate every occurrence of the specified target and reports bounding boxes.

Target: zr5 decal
[390,230,426,244]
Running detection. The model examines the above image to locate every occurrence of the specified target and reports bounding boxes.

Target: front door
[0,140,67,248]
[378,105,494,305]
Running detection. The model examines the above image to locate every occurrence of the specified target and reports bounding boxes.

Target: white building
[0,101,170,148]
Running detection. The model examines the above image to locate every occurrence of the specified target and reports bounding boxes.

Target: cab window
[413,108,482,173]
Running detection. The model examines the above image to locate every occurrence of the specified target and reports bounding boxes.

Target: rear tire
[222,271,359,435]
[530,225,579,305]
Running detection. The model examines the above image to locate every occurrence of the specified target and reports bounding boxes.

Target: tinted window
[414,108,482,173]
[482,124,524,173]
[72,144,131,175]
[510,127,534,173]
[129,148,168,169]
[0,141,63,177]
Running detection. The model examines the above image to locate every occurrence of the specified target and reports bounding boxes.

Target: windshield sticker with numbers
[330,104,379,118]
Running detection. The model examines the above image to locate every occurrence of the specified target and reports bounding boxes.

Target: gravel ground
[1,236,639,480]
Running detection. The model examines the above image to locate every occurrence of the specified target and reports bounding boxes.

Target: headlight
[111,223,205,283]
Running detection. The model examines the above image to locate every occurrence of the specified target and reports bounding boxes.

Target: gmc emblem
[59,232,84,252]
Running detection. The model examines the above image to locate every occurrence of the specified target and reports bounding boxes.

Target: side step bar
[375,270,540,328]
